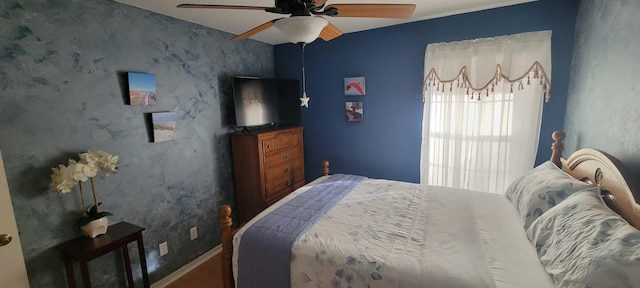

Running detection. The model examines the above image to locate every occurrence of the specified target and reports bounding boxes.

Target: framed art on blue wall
[345,101,363,123]
[344,77,365,95]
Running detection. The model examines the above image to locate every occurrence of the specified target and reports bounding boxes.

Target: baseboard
[151,244,222,288]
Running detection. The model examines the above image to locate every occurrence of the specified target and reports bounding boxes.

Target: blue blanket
[236,174,366,288]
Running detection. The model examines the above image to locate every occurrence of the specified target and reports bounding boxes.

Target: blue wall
[565,0,640,179]
[276,0,579,183]
[0,0,272,287]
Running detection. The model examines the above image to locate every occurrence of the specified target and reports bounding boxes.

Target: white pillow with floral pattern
[504,161,597,229]
[527,189,640,287]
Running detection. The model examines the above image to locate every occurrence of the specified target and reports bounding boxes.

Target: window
[420,31,551,194]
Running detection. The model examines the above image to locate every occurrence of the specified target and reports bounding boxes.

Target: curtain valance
[423,30,552,102]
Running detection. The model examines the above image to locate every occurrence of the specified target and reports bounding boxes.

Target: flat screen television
[232,77,301,128]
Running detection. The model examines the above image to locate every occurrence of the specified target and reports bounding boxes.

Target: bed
[218,131,640,288]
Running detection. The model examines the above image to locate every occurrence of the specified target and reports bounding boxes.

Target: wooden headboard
[550,131,640,230]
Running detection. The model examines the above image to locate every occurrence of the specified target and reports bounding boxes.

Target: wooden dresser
[230,126,305,223]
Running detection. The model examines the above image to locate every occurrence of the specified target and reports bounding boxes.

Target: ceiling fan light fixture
[274,16,329,44]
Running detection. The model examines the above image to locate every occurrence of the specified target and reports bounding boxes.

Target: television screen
[232,77,301,128]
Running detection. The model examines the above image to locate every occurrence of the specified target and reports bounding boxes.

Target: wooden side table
[57,221,150,288]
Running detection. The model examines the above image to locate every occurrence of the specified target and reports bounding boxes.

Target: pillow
[527,189,640,288]
[505,161,597,229]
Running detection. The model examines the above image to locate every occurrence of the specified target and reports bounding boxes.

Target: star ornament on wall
[300,92,310,108]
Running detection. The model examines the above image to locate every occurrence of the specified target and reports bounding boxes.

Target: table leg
[136,233,150,288]
[122,245,134,287]
[80,261,91,288]
[63,255,77,288]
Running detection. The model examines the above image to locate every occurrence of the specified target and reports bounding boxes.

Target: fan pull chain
[302,44,306,95]
[299,43,310,108]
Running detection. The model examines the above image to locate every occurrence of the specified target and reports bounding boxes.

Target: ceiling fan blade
[325,4,416,19]
[232,19,277,41]
[177,4,271,11]
[319,22,343,41]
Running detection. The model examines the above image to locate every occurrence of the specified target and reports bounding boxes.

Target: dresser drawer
[264,173,304,205]
[265,159,303,182]
[272,131,297,151]
[264,146,301,168]
[262,139,275,154]
[262,130,300,154]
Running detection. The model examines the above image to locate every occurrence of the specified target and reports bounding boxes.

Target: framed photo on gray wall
[152,112,177,142]
[128,72,157,105]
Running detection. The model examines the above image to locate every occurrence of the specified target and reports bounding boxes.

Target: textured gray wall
[0,0,273,287]
[565,0,640,176]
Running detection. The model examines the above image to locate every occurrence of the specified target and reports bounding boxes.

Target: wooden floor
[166,252,223,288]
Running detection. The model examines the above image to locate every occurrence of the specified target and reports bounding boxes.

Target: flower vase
[80,217,109,238]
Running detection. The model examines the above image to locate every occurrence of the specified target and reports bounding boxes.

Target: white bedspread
[234,176,554,288]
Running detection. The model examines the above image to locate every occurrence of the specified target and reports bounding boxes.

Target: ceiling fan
[178,0,416,44]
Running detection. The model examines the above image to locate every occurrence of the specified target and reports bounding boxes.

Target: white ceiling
[115,0,535,45]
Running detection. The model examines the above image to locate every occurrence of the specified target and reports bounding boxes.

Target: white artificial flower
[78,152,99,177]
[49,150,119,194]
[89,150,119,174]
[80,162,98,178]
[69,160,94,182]
[50,164,77,193]
[102,154,118,174]
[79,152,97,167]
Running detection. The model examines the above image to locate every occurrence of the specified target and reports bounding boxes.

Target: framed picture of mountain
[344,77,365,95]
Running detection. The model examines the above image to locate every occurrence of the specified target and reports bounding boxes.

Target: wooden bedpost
[550,131,566,168]
[322,160,330,176]
[219,205,233,288]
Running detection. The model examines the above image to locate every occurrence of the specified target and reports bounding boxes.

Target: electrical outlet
[190,226,198,240]
[159,242,168,256]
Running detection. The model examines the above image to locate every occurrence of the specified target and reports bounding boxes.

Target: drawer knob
[282,154,289,159]
[285,180,291,186]
[283,167,290,173]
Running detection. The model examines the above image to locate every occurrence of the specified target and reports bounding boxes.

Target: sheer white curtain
[420,31,552,194]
